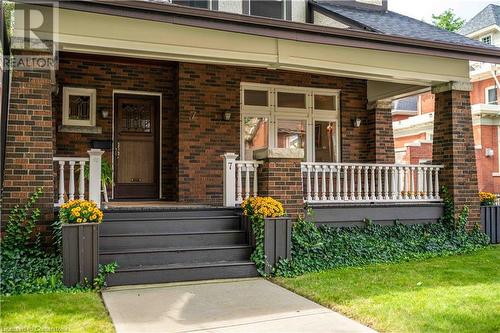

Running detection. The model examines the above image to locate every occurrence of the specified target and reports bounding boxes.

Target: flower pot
[62,223,99,286]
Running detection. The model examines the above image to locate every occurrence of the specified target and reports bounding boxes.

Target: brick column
[367,99,395,163]
[432,81,480,226]
[255,148,304,219]
[2,51,54,233]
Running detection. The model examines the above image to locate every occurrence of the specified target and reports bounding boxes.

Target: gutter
[15,0,500,63]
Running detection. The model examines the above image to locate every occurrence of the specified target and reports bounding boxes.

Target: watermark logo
[3,1,59,70]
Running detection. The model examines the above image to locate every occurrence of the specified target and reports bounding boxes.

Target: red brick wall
[471,76,500,104]
[177,62,368,204]
[394,133,427,149]
[2,61,54,233]
[420,92,435,114]
[54,53,178,200]
[367,103,395,163]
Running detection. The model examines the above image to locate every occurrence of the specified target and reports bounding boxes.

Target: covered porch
[4,2,482,227]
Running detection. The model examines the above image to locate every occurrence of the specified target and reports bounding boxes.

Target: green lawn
[275,246,500,333]
[0,291,115,333]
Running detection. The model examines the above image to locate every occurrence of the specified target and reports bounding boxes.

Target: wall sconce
[101,109,110,119]
[485,148,494,157]
[352,117,362,128]
[224,111,231,121]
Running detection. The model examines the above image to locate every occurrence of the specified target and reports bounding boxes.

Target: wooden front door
[114,94,160,199]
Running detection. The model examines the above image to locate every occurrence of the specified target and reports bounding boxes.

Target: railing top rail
[53,157,90,162]
[235,160,263,165]
[300,162,444,169]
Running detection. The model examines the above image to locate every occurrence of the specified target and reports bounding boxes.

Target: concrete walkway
[102,278,376,333]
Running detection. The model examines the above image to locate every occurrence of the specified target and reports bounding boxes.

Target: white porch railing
[222,153,262,206]
[53,149,104,208]
[301,162,444,204]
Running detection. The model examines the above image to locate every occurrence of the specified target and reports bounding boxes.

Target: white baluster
[409,167,415,200]
[428,167,434,199]
[336,166,341,201]
[236,163,243,203]
[328,166,334,201]
[244,164,250,200]
[377,166,382,200]
[78,161,85,200]
[422,167,428,199]
[306,165,312,202]
[350,165,355,200]
[398,167,404,200]
[253,163,258,197]
[314,166,320,201]
[370,166,375,200]
[404,167,410,199]
[416,167,422,200]
[391,167,397,200]
[364,166,369,200]
[68,161,75,201]
[343,165,349,201]
[384,167,389,200]
[357,166,362,200]
[321,165,327,201]
[434,168,440,199]
[58,161,65,205]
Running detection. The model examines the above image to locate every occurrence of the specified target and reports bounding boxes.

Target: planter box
[243,216,293,274]
[62,223,99,286]
[481,206,500,244]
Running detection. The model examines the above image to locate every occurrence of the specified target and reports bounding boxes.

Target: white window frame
[481,34,492,45]
[240,83,340,162]
[485,85,498,105]
[62,87,97,127]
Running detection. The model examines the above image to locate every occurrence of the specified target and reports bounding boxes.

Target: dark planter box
[481,206,500,244]
[62,223,99,286]
[243,216,293,274]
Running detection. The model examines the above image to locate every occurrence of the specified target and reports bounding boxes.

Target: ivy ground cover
[275,246,500,333]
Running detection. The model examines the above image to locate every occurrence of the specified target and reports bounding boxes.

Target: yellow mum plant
[242,196,285,218]
[59,199,103,224]
[479,191,496,206]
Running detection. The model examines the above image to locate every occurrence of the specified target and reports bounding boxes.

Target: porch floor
[102,201,217,211]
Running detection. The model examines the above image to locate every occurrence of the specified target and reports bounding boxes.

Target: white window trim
[62,87,97,127]
[485,85,498,105]
[240,82,340,162]
[481,34,493,45]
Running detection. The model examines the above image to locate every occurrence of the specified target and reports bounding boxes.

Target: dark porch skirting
[307,202,444,228]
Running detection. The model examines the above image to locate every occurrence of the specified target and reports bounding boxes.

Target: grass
[275,246,500,333]
[0,291,115,333]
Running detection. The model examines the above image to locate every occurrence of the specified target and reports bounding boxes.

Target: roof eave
[17,0,500,64]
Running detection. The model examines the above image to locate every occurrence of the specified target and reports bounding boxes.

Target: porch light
[101,109,110,119]
[352,117,362,128]
[224,111,232,121]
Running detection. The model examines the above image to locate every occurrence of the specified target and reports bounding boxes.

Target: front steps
[99,207,258,286]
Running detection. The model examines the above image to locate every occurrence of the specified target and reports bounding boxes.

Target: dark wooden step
[100,216,241,234]
[100,245,253,268]
[100,230,247,251]
[105,261,258,286]
[103,207,240,220]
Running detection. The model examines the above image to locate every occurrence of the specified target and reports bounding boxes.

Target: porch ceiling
[16,5,470,87]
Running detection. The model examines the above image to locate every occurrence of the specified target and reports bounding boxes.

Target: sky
[388,0,500,23]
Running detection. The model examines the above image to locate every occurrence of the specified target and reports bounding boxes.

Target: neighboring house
[2,0,500,285]
[393,3,500,193]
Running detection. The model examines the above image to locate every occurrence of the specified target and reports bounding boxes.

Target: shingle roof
[458,4,500,35]
[313,1,497,49]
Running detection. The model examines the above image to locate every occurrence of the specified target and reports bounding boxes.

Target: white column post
[58,161,65,205]
[88,149,104,208]
[222,153,238,207]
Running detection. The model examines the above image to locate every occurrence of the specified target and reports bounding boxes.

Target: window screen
[250,0,283,19]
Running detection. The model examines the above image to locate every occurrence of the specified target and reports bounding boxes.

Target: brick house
[2,0,500,285]
[393,4,500,193]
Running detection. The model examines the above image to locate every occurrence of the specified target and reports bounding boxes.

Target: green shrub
[273,189,490,277]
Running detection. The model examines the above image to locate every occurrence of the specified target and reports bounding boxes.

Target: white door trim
[112,90,163,200]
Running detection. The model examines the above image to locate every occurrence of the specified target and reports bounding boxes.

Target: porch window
[62,87,96,127]
[243,117,269,160]
[314,121,338,162]
[240,83,340,162]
